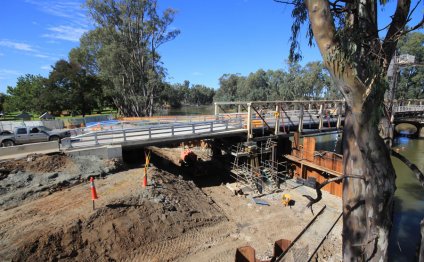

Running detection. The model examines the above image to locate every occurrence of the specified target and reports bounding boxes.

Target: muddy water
[313,133,424,261]
[389,137,424,261]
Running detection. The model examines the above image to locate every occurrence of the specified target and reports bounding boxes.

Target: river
[314,133,424,261]
[155,105,214,116]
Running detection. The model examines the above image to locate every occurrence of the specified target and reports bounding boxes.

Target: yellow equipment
[282,194,291,207]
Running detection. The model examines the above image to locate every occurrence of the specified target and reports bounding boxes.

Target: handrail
[64,118,244,148]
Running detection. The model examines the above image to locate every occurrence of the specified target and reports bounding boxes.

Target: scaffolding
[230,139,289,194]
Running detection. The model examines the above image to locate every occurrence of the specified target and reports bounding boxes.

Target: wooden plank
[303,137,316,162]
[285,154,342,177]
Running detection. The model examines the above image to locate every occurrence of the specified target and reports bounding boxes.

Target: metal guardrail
[393,105,424,112]
[61,104,424,149]
[62,118,244,149]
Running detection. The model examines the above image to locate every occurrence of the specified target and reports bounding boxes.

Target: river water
[155,105,214,116]
[314,133,424,261]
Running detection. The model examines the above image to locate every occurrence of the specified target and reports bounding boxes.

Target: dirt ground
[0,150,342,261]
[0,153,122,209]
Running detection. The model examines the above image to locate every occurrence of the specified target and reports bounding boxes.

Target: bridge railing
[62,118,244,149]
[393,105,424,113]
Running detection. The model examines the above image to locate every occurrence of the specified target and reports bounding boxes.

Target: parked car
[0,130,12,136]
[0,126,71,147]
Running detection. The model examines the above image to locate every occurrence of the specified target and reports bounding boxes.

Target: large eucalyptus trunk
[304,0,410,259]
[342,102,396,260]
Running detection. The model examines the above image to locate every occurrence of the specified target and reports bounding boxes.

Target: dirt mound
[0,154,123,209]
[0,153,74,174]
[13,169,226,261]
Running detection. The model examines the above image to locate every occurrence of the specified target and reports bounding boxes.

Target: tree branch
[391,149,424,188]
[274,0,296,5]
[400,18,424,36]
[302,175,364,210]
[382,0,412,69]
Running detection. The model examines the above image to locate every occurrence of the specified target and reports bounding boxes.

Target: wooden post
[214,103,219,119]
[298,104,304,133]
[318,104,324,130]
[275,104,280,136]
[247,103,252,141]
[238,104,241,113]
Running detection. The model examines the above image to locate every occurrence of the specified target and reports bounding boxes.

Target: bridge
[61,99,424,150]
[62,100,344,150]
[0,99,422,160]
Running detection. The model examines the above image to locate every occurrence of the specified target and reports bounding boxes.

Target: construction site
[0,125,345,261]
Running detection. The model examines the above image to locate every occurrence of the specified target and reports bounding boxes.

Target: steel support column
[298,105,304,133]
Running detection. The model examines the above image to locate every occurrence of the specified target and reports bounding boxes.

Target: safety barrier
[63,118,244,149]
[0,141,60,160]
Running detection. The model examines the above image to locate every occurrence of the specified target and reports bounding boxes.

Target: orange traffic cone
[90,177,98,210]
[143,151,151,187]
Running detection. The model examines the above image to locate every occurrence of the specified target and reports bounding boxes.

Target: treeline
[162,81,215,108]
[1,0,215,117]
[1,0,421,117]
[214,62,341,102]
[1,66,215,116]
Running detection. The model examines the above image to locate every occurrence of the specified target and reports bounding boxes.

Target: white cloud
[0,69,21,80]
[43,25,87,42]
[25,0,89,27]
[0,40,34,52]
[41,65,51,70]
[35,54,49,58]
[0,53,4,56]
[192,72,204,76]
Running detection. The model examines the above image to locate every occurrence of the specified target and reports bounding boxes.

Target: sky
[0,0,422,93]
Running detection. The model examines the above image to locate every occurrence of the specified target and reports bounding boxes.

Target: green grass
[0,108,118,121]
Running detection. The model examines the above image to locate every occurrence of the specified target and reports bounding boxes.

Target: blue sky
[0,0,422,93]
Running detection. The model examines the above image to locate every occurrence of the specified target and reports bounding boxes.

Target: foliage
[396,32,424,99]
[4,59,103,116]
[214,62,339,101]
[44,59,103,116]
[161,80,215,108]
[4,74,46,113]
[80,0,180,117]
[0,93,5,113]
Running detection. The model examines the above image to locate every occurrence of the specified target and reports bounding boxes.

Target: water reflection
[389,137,424,261]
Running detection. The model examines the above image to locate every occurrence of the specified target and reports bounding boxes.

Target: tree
[188,84,215,105]
[277,0,423,259]
[214,64,338,102]
[5,74,46,113]
[81,0,180,117]
[45,59,102,116]
[214,74,244,102]
[396,32,424,99]
[0,93,7,113]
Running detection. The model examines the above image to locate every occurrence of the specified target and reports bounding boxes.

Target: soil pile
[13,170,226,261]
[0,153,74,173]
[0,154,123,209]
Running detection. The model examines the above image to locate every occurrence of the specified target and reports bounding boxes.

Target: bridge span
[0,99,422,160]
[62,99,424,151]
